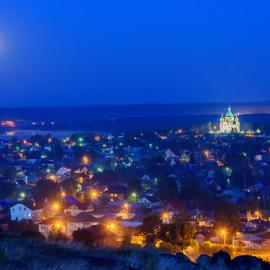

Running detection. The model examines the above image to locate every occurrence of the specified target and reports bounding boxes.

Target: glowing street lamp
[204,150,209,158]
[53,202,60,211]
[220,229,227,245]
[162,212,171,224]
[106,222,116,232]
[82,155,90,165]
[90,190,98,200]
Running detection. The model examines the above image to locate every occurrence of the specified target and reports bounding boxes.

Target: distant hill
[0,103,269,121]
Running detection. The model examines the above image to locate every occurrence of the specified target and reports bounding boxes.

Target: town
[0,107,269,260]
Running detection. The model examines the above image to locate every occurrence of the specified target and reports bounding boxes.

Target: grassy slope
[0,236,185,270]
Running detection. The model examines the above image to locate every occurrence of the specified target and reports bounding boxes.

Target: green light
[129,192,137,202]
[223,166,232,177]
[97,167,103,173]
[78,137,84,142]
[19,192,26,200]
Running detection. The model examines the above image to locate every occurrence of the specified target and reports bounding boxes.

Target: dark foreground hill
[0,237,269,270]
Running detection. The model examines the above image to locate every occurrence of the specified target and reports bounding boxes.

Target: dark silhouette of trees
[159,216,195,252]
[214,201,240,236]
[157,176,178,202]
[48,229,68,242]
[141,214,162,246]
[72,228,94,246]
[21,230,45,240]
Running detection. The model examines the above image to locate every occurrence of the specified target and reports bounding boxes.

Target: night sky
[0,1,270,106]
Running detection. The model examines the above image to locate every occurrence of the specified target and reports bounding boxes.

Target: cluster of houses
[0,129,269,251]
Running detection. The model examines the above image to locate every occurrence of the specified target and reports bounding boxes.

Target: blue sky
[0,1,269,106]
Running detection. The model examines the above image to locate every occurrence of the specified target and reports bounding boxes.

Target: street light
[53,202,60,211]
[82,155,90,165]
[90,190,99,200]
[106,222,116,232]
[221,229,226,245]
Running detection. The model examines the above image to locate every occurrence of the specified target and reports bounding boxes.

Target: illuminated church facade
[219,106,240,133]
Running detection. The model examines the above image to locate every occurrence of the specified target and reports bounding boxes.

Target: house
[165,149,177,161]
[10,203,32,221]
[161,211,173,224]
[32,208,44,223]
[121,218,142,228]
[57,166,71,178]
[38,217,66,238]
[64,203,94,216]
[104,185,127,201]
[66,213,99,236]
[137,196,161,208]
[180,152,190,164]
[235,233,264,250]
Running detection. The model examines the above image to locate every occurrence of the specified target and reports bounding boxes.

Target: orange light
[220,229,227,236]
[82,156,90,165]
[162,212,169,219]
[48,174,57,182]
[94,135,101,142]
[106,222,116,230]
[53,202,60,210]
[90,190,98,199]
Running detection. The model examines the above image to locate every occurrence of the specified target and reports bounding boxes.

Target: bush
[48,230,68,242]
[72,228,94,246]
[21,230,45,241]
[159,241,181,254]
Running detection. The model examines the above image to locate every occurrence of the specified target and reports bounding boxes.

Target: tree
[21,230,45,240]
[48,229,68,242]
[0,181,15,199]
[127,178,142,194]
[159,219,195,252]
[157,176,178,202]
[141,214,162,246]
[72,228,94,246]
[214,201,240,236]
[32,179,60,201]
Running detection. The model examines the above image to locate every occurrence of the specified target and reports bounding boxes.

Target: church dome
[225,106,234,117]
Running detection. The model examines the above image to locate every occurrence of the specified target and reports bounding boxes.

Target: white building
[10,203,32,221]
[219,106,240,133]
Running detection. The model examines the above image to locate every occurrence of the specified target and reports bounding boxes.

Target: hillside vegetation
[0,236,269,270]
